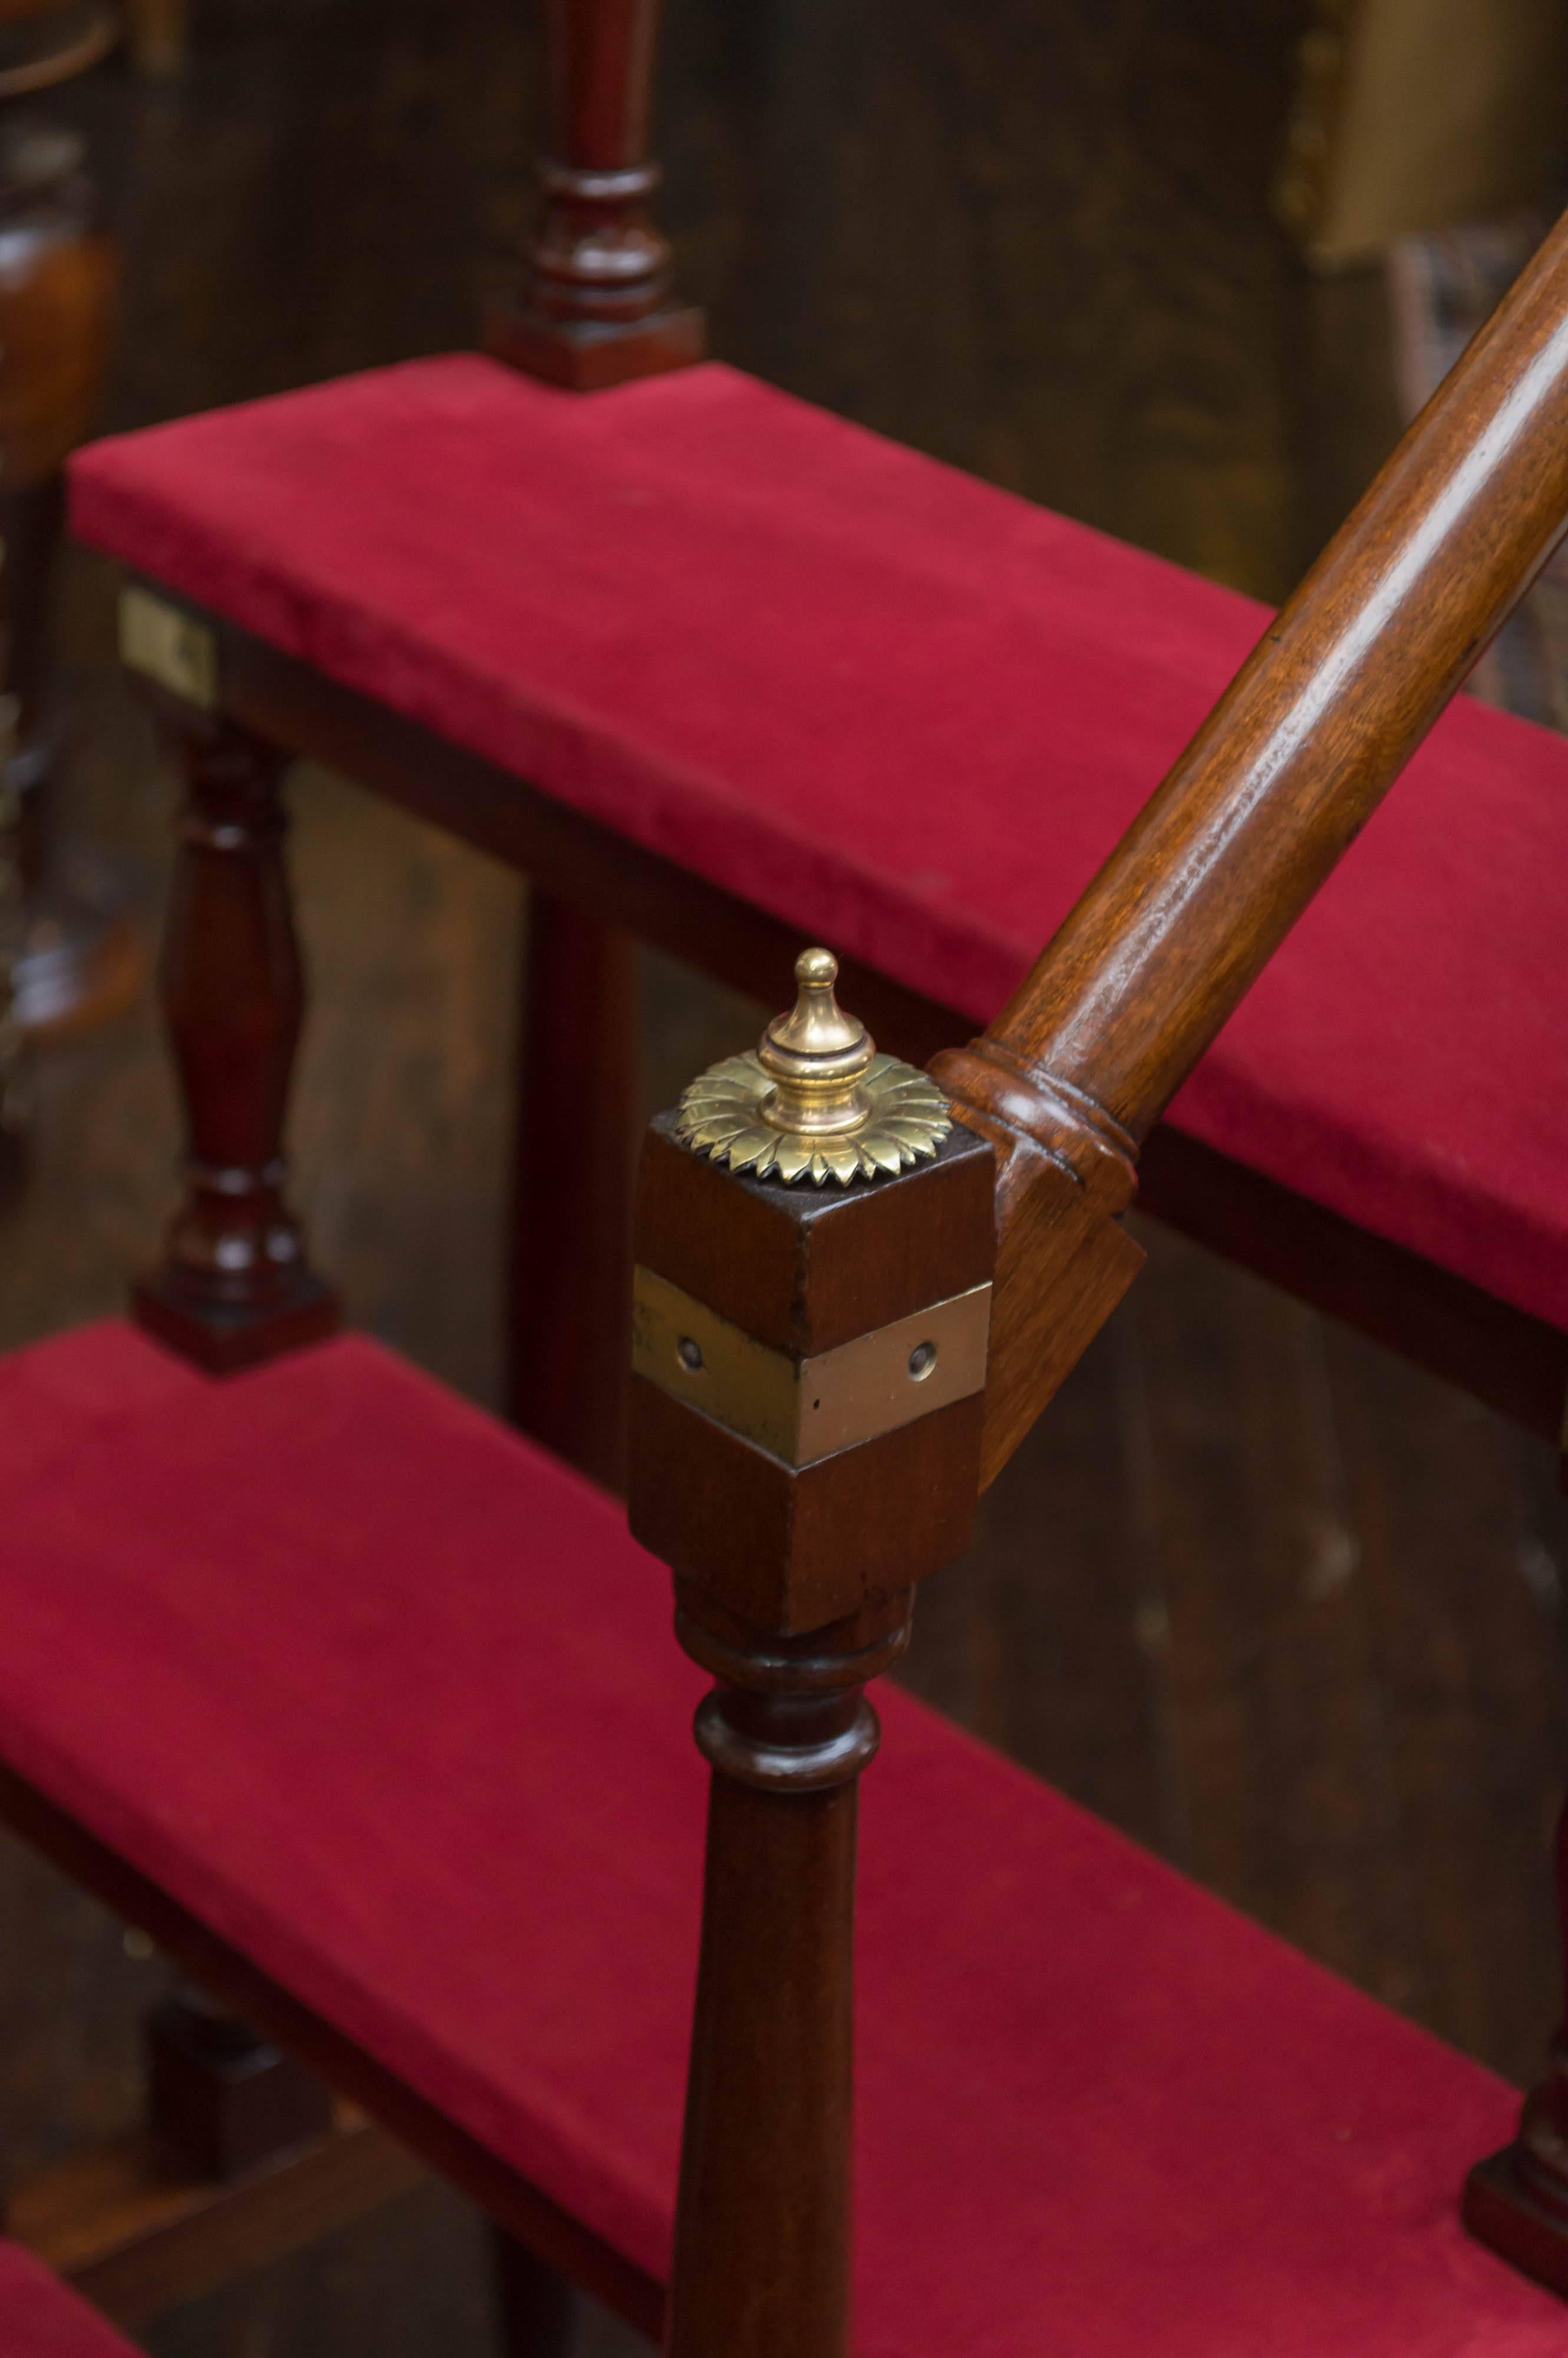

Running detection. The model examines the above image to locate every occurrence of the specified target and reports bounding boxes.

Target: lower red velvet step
[1,1318,1561,2353]
[0,2244,140,2356]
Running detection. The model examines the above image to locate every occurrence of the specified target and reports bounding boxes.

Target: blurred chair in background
[123,0,183,77]
[0,2,131,1047]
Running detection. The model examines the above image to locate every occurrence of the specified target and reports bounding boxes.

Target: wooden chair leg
[508,890,637,1487]
[133,707,339,1373]
[147,1987,332,2184]
[490,2224,579,2358]
[1464,1792,1568,2292]
[1466,1435,1568,2298]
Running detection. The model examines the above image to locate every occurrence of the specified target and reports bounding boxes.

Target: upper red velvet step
[1,1316,1562,2354]
[68,356,1568,1333]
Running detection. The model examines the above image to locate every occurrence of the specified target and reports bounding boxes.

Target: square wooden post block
[628,1112,996,1636]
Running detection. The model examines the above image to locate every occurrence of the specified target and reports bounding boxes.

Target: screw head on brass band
[675,947,951,1185]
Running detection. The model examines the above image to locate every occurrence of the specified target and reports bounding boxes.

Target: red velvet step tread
[1,1318,1559,2354]
[69,356,1568,1338]
[0,2242,140,2355]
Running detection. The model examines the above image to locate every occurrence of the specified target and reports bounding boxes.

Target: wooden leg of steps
[490,2224,579,2358]
[4,2099,426,2330]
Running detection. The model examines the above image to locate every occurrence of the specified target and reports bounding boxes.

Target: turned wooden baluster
[509,895,639,1486]
[487,0,703,390]
[630,976,995,2357]
[633,209,1568,2351]
[488,0,704,1469]
[666,1611,905,2358]
[133,706,338,1374]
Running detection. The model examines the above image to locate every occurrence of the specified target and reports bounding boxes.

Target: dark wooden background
[2,0,1563,2350]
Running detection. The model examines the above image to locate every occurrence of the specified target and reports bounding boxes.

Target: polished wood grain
[666,1691,869,2358]
[630,1115,995,1629]
[936,206,1568,1485]
[664,1594,914,2358]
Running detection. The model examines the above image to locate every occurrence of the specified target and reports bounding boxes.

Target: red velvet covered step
[1,1317,1560,2353]
[0,2242,141,2356]
[68,356,1568,1344]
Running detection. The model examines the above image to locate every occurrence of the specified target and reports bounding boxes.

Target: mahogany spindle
[508,892,638,1486]
[666,1601,909,2358]
[488,0,703,1474]
[486,0,703,389]
[630,1023,995,2358]
[133,708,338,1373]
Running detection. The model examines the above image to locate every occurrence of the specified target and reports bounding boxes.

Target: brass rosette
[675,947,951,1185]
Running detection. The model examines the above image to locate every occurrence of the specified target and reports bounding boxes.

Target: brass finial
[675,945,951,1186]
[757,949,874,1139]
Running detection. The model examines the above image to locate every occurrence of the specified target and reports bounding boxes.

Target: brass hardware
[676,947,951,1184]
[633,1264,991,1467]
[120,585,218,711]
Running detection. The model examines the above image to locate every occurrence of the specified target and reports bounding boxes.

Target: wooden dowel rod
[989,205,1568,1142]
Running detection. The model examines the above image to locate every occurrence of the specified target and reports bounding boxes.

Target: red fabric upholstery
[0,2244,140,2356]
[69,357,1568,1334]
[2,1316,1560,2353]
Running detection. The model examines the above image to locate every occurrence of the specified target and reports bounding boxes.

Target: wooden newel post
[133,706,339,1373]
[486,0,703,389]
[666,1658,892,2358]
[628,951,994,2356]
[489,0,706,1474]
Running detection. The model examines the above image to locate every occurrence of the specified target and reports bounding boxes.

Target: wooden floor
[4,1,1564,2351]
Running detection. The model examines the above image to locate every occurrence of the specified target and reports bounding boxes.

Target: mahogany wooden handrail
[933,203,1568,1483]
